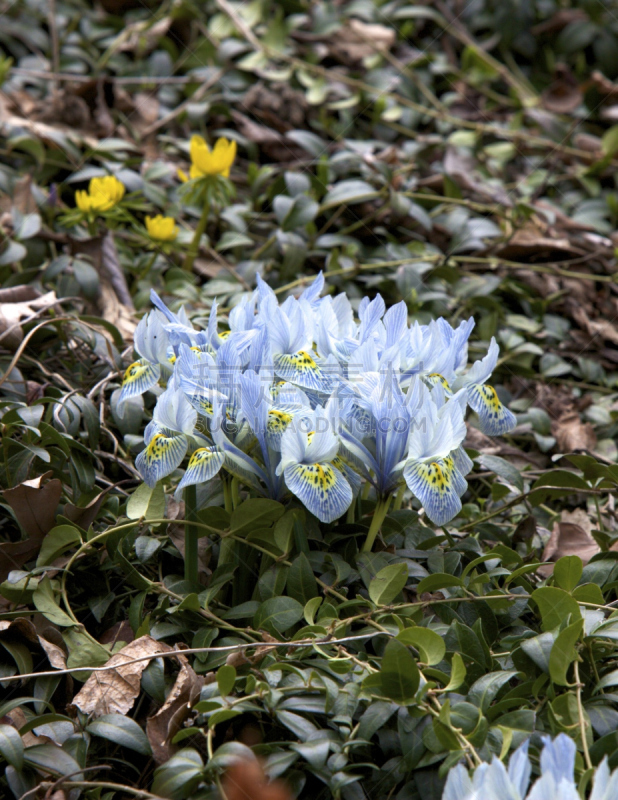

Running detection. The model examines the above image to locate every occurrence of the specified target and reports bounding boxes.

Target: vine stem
[574,659,592,770]
[184,483,199,585]
[182,199,210,271]
[362,496,391,553]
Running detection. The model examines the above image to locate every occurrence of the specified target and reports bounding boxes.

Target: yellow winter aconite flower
[178,136,237,182]
[75,176,126,213]
[145,215,179,242]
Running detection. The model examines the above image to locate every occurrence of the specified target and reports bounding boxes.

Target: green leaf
[444,653,467,691]
[208,708,241,729]
[230,498,285,536]
[468,671,518,712]
[549,618,583,687]
[36,524,81,567]
[0,724,24,770]
[304,597,322,625]
[32,576,76,627]
[216,231,254,251]
[287,553,318,605]
[396,627,446,666]
[369,563,408,606]
[321,180,380,210]
[151,748,204,800]
[87,714,152,755]
[477,454,524,492]
[62,627,110,670]
[593,669,618,694]
[23,743,83,777]
[531,470,589,490]
[416,573,463,593]
[531,586,582,631]
[602,125,618,156]
[379,639,420,704]
[254,597,304,634]
[217,665,236,698]
[572,583,605,605]
[553,556,583,593]
[126,482,165,520]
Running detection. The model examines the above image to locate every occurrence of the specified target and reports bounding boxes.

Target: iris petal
[403,459,462,526]
[274,351,332,392]
[468,384,516,436]
[118,359,160,404]
[177,446,224,491]
[284,462,352,523]
[136,432,188,488]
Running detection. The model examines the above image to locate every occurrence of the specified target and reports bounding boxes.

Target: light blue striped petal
[274,351,333,393]
[118,359,160,405]
[468,384,517,436]
[177,446,225,491]
[424,372,453,396]
[266,408,295,451]
[452,445,474,476]
[136,433,188,488]
[403,459,462,526]
[332,455,362,498]
[212,427,268,488]
[441,455,468,497]
[284,462,353,523]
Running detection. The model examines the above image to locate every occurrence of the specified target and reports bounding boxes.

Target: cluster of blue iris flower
[444,733,617,800]
[118,273,516,526]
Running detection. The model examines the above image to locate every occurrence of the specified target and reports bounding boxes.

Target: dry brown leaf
[0,290,60,350]
[146,652,204,764]
[222,759,292,800]
[0,91,99,150]
[64,490,108,532]
[444,147,512,206]
[538,509,599,576]
[332,19,395,65]
[0,617,67,670]
[541,66,582,114]
[118,16,172,55]
[552,411,597,452]
[1,473,63,582]
[71,635,171,717]
[570,305,618,347]
[167,522,211,581]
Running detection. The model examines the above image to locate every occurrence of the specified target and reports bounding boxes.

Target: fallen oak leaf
[1,473,63,582]
[551,411,596,453]
[71,634,171,717]
[537,509,604,577]
[146,650,204,764]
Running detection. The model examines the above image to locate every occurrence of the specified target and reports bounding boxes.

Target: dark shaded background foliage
[2,1,618,799]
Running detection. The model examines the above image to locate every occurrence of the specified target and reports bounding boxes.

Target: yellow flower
[145,215,179,242]
[178,136,237,182]
[75,176,126,213]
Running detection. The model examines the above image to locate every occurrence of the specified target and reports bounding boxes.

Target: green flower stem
[184,483,199,585]
[392,484,406,511]
[361,496,392,553]
[222,477,233,514]
[182,199,210,272]
[231,477,240,510]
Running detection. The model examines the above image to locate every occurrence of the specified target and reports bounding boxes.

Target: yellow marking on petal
[298,463,337,491]
[123,360,151,385]
[218,330,231,340]
[427,373,451,392]
[268,408,293,434]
